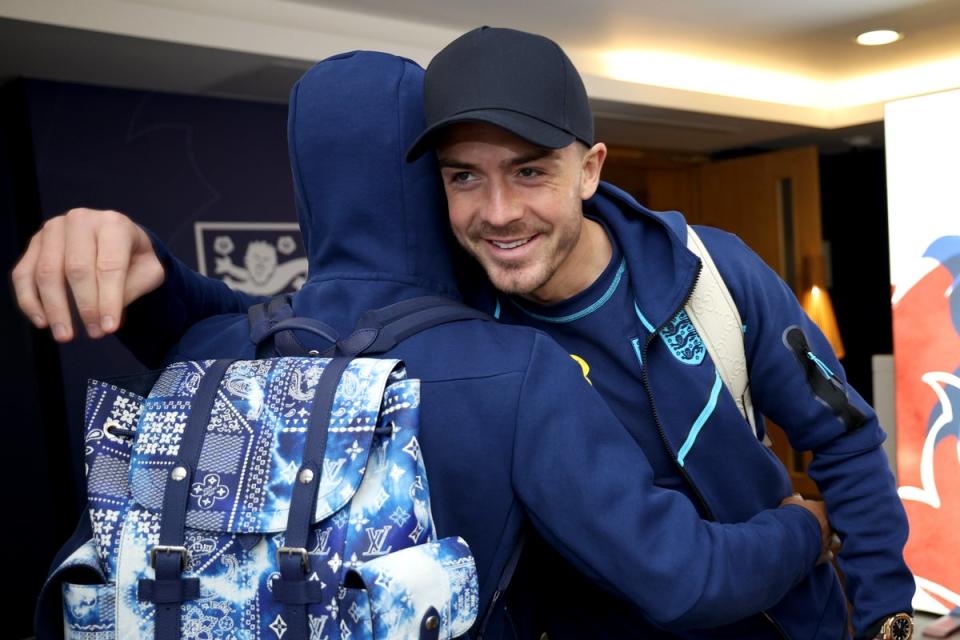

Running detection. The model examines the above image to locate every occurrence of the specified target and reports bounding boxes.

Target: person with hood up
[20,51,834,639]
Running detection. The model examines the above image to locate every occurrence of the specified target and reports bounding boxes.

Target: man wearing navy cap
[15,26,915,640]
[403,27,914,640]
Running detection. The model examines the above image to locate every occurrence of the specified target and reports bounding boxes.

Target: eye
[449,171,476,184]
[517,167,543,178]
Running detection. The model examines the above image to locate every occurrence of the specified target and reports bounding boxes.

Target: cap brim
[405,108,576,162]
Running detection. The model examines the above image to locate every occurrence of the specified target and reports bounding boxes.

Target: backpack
[37,296,490,640]
[684,225,760,439]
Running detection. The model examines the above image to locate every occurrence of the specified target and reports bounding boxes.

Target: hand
[780,493,841,565]
[11,208,165,342]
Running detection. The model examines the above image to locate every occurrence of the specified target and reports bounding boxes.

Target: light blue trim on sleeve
[493,297,501,320]
[633,300,655,333]
[511,259,626,324]
[677,369,723,467]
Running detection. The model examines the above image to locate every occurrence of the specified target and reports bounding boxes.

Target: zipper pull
[806,351,843,391]
[806,351,835,380]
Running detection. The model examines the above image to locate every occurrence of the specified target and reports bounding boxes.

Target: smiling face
[437,122,609,304]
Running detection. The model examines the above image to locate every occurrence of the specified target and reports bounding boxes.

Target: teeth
[492,238,530,250]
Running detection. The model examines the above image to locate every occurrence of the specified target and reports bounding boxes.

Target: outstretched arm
[11,208,265,366]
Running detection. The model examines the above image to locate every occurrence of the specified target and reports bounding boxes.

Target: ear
[578,142,607,200]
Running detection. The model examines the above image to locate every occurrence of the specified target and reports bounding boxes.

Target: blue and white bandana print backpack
[38,296,488,640]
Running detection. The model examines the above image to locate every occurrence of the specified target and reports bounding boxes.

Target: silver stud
[298,468,314,484]
[171,467,187,481]
[308,350,320,357]
[424,616,439,631]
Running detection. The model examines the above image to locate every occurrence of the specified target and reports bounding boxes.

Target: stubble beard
[461,216,581,300]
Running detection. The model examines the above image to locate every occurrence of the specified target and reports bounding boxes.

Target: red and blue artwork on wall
[893,236,960,611]
[886,88,960,613]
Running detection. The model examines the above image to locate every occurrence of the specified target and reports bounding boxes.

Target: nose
[482,181,524,228]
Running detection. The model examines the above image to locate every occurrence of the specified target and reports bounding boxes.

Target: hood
[287,51,458,296]
[586,182,700,330]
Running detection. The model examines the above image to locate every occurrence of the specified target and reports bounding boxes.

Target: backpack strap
[259,297,488,633]
[248,295,339,357]
[140,358,236,640]
[683,226,758,438]
[273,356,353,639]
[248,294,295,344]
[248,295,486,358]
[335,296,490,357]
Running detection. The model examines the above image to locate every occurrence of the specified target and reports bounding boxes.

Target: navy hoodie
[466,182,914,639]
[106,52,827,637]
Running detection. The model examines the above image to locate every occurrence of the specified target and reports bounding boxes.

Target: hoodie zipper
[638,259,787,640]
[638,261,714,519]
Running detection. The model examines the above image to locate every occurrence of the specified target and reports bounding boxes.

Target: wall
[2,78,295,637]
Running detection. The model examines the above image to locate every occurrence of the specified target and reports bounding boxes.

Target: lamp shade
[798,255,845,359]
[800,285,845,359]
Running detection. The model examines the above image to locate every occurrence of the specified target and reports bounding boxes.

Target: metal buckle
[276,546,310,571]
[150,545,188,570]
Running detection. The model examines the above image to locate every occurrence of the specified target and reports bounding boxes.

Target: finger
[95,214,134,334]
[34,218,74,342]
[64,211,103,338]
[11,233,48,328]
[122,222,164,308]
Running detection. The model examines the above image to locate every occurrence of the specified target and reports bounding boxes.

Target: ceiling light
[601,50,824,107]
[843,135,873,147]
[856,30,902,46]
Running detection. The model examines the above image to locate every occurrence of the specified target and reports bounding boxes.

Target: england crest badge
[195,222,308,295]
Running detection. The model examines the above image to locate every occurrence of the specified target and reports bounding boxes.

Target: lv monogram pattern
[53,357,478,640]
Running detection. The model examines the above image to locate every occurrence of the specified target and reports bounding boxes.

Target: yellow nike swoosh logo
[570,354,592,385]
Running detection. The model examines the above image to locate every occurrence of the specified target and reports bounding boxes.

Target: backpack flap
[126,357,403,534]
[344,536,479,639]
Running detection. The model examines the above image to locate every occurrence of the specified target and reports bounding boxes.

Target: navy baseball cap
[406,26,594,160]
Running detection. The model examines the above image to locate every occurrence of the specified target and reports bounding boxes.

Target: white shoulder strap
[683,226,758,437]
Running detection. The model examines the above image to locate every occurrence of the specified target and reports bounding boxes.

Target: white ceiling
[2,0,958,153]
[296,0,959,76]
